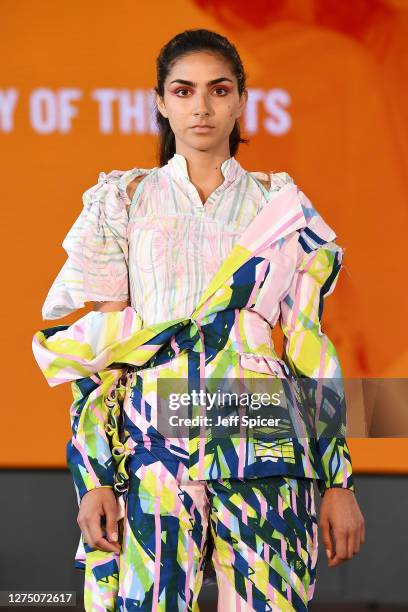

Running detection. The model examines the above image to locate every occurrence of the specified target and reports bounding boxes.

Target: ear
[236,89,248,119]
[155,92,168,119]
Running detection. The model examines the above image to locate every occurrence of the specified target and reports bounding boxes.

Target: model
[32,28,365,612]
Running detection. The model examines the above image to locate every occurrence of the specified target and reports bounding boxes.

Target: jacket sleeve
[67,364,130,502]
[41,170,131,320]
[279,188,355,498]
[32,307,143,503]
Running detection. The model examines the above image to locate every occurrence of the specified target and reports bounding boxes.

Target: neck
[175,147,231,183]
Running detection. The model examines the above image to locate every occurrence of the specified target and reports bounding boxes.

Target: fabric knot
[186,317,205,354]
[165,316,205,356]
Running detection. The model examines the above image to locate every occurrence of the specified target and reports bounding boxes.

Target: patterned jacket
[32,171,355,507]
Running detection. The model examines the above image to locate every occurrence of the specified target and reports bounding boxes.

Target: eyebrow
[169,77,233,86]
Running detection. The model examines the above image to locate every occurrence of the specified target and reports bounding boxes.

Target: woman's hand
[319,488,365,567]
[77,487,122,554]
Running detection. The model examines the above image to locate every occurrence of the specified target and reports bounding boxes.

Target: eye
[175,88,191,97]
[214,87,229,95]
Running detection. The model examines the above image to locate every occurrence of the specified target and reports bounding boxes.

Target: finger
[328,551,343,567]
[347,530,358,558]
[104,499,121,550]
[87,513,120,553]
[329,528,347,567]
[80,523,92,548]
[353,526,362,555]
[361,520,366,545]
[319,518,334,561]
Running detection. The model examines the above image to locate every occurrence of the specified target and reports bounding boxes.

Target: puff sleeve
[279,187,355,498]
[41,171,130,320]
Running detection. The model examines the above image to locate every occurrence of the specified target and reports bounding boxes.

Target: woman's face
[156,51,247,155]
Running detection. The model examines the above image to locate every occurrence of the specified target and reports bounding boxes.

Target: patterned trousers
[83,448,319,612]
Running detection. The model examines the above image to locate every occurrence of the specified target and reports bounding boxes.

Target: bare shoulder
[250,170,296,193]
[126,173,149,202]
[92,300,130,312]
[257,173,272,191]
[249,171,272,191]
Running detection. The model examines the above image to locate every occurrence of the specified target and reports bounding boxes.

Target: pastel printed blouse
[42,154,300,325]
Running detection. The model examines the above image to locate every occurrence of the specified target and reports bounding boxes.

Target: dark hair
[154,28,249,167]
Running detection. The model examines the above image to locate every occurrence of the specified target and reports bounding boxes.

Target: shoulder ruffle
[41,167,151,320]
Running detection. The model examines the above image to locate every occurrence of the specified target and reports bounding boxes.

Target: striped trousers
[83,448,319,612]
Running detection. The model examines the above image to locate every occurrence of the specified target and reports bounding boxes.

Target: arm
[92,299,130,312]
[34,170,147,556]
[33,305,142,553]
[280,246,365,566]
[279,240,355,498]
[72,303,130,555]
[67,301,129,554]
[35,166,140,502]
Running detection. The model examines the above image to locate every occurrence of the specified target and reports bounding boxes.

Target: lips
[190,125,215,133]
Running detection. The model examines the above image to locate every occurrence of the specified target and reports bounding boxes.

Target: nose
[193,91,211,116]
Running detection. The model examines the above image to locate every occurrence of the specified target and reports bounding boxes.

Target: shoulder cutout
[257,174,272,191]
[249,170,295,194]
[249,171,271,191]
[126,173,148,203]
[270,171,295,189]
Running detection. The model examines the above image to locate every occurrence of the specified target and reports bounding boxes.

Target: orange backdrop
[1,0,407,472]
